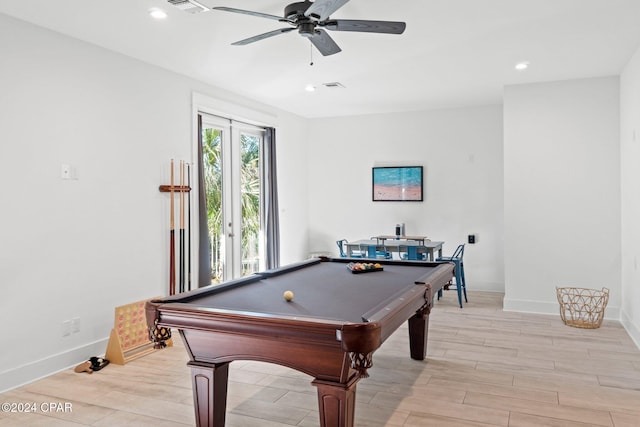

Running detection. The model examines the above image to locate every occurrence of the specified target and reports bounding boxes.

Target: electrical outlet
[71,317,81,334]
[62,320,72,337]
[61,164,71,180]
[468,234,477,244]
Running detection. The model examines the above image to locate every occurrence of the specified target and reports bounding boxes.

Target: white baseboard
[621,309,640,350]
[503,297,560,315]
[503,297,621,320]
[469,282,505,293]
[0,338,108,393]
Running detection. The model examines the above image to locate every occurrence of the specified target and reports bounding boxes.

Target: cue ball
[283,290,294,302]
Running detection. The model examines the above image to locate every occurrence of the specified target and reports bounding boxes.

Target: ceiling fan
[212,0,406,56]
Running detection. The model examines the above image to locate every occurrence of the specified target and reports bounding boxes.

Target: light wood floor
[2,291,639,427]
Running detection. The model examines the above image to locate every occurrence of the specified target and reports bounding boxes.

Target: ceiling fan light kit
[208,0,406,56]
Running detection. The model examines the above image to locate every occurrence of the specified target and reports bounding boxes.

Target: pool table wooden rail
[147,302,378,382]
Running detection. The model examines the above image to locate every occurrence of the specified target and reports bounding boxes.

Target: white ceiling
[2,0,640,118]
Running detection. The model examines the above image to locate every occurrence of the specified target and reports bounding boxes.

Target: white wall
[620,45,640,347]
[307,106,505,292]
[0,14,309,392]
[503,77,621,317]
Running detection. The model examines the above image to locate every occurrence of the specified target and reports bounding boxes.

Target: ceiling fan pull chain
[309,41,314,66]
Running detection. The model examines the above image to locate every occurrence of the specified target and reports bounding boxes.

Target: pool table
[146,257,454,427]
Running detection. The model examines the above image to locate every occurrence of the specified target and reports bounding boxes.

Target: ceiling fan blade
[323,19,406,34]
[231,28,296,46]
[308,29,342,56]
[213,6,283,21]
[305,0,350,21]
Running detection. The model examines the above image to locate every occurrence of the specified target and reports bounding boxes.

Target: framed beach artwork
[372,166,423,201]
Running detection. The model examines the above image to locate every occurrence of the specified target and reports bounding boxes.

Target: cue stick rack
[158,185,191,193]
[159,159,192,295]
[105,298,173,365]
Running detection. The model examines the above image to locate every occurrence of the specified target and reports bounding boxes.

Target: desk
[375,235,429,244]
[146,257,453,427]
[346,239,445,261]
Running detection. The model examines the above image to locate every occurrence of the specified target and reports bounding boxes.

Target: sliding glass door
[200,114,265,283]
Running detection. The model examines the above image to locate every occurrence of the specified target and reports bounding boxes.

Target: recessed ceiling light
[515,61,529,71]
[149,8,168,19]
[305,84,316,92]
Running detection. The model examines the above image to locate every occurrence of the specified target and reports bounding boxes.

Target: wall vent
[322,82,346,89]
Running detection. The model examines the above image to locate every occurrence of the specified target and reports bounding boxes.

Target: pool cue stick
[169,159,176,296]
[179,160,185,293]
[187,163,192,291]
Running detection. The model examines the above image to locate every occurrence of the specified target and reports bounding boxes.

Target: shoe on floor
[89,357,110,371]
[74,361,93,374]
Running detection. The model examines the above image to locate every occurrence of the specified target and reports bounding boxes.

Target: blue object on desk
[359,244,392,259]
[337,239,362,258]
[399,245,426,260]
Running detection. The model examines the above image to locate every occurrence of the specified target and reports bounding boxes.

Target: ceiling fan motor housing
[285,2,313,21]
[299,22,317,37]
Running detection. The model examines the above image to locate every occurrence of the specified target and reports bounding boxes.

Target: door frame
[191,93,277,285]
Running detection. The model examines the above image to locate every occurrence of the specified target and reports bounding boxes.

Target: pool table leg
[408,311,429,360]
[188,361,229,427]
[312,376,358,427]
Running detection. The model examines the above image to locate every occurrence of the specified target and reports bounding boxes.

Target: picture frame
[372,166,423,202]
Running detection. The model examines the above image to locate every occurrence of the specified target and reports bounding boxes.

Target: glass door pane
[240,132,262,276]
[201,126,225,284]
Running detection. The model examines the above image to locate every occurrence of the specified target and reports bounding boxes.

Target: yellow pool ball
[283,290,294,302]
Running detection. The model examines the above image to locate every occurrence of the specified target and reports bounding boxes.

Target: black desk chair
[436,244,467,308]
